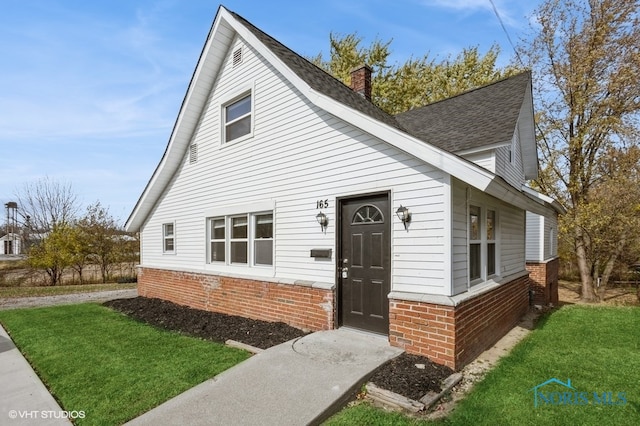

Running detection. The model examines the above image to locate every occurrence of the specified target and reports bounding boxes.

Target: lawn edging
[366,371,463,413]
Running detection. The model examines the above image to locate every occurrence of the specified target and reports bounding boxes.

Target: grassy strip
[326,305,640,425]
[0,303,250,425]
[0,283,137,298]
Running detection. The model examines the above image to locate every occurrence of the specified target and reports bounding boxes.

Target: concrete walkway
[0,324,71,425]
[126,329,403,426]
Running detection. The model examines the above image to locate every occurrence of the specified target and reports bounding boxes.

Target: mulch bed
[103,297,307,349]
[103,296,454,401]
[370,353,454,401]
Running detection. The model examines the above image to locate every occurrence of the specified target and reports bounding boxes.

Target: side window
[163,223,175,253]
[224,93,252,143]
[469,206,481,281]
[487,210,496,276]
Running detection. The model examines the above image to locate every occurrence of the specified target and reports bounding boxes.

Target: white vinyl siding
[139,35,451,295]
[451,180,526,294]
[495,127,526,188]
[464,150,495,173]
[526,210,558,262]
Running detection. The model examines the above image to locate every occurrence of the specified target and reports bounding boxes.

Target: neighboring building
[0,233,21,255]
[125,6,562,369]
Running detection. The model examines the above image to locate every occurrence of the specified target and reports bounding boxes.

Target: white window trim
[220,82,255,146]
[162,222,176,254]
[206,211,274,269]
[468,204,501,287]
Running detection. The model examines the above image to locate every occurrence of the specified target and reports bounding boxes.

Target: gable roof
[125,6,554,232]
[395,72,531,152]
[229,12,403,132]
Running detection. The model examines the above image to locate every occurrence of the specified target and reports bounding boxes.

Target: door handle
[341,259,349,278]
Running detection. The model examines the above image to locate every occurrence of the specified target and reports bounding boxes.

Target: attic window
[189,144,198,164]
[224,92,252,143]
[232,48,243,67]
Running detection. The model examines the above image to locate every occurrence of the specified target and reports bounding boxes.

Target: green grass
[0,282,137,298]
[0,303,250,425]
[326,305,640,426]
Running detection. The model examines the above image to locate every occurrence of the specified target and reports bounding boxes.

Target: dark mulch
[104,296,454,401]
[103,297,307,349]
[369,353,455,401]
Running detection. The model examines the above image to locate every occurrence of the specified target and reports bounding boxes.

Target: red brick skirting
[527,258,559,306]
[139,267,529,370]
[137,267,334,332]
[389,275,529,370]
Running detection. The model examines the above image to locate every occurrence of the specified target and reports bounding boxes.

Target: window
[209,218,225,262]
[469,206,481,281]
[254,214,273,266]
[224,93,251,142]
[163,223,175,253]
[487,210,496,276]
[230,216,248,264]
[469,205,499,283]
[208,212,273,267]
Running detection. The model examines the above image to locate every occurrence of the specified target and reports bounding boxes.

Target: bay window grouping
[208,212,273,266]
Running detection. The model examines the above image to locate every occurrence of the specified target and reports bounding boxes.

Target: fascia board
[455,142,510,156]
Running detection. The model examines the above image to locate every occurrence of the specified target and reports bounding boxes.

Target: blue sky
[0,0,542,224]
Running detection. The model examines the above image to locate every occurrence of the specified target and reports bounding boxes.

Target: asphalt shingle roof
[231,10,530,155]
[230,11,403,132]
[395,72,531,152]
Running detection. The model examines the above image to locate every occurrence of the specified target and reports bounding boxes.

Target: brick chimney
[350,64,372,101]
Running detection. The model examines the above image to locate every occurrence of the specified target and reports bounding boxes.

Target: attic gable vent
[189,143,198,164]
[232,47,243,67]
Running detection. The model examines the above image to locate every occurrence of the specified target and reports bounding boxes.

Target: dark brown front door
[338,193,391,334]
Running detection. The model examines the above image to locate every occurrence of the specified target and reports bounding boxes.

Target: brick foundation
[139,267,529,370]
[526,258,559,306]
[137,267,334,332]
[389,275,529,370]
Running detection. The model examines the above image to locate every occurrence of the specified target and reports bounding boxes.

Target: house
[125,6,562,369]
[524,188,564,306]
[0,233,21,255]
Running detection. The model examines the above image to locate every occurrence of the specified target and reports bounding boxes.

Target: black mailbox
[310,249,332,259]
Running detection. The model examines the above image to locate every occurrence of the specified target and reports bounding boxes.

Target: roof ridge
[396,70,531,115]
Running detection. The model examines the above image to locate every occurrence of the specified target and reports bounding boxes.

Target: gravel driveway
[0,289,138,310]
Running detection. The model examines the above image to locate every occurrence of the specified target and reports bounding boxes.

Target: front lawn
[326,305,640,425]
[0,303,250,425]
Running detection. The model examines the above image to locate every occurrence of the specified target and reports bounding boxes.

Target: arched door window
[352,205,384,224]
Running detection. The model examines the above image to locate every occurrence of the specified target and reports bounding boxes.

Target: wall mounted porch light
[316,211,328,232]
[396,205,411,230]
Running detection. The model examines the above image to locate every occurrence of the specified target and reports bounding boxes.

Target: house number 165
[316,199,329,209]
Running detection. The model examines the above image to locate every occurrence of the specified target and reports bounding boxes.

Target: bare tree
[15,177,80,232]
[519,0,640,301]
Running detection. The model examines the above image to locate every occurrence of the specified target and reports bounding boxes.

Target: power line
[488,0,525,67]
